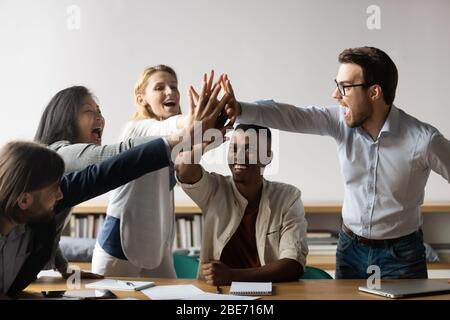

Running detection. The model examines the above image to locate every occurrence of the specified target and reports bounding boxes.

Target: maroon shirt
[220,205,261,268]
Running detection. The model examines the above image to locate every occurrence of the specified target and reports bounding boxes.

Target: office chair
[301,266,333,279]
[173,253,199,279]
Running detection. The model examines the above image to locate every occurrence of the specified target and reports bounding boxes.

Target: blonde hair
[133,65,179,120]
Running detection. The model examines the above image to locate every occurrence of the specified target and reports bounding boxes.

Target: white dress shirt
[239,101,450,239]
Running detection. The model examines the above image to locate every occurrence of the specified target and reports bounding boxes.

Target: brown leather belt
[341,224,420,247]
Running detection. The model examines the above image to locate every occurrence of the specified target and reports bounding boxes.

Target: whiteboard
[0,0,449,202]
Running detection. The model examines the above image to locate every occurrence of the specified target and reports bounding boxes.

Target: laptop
[358,279,450,299]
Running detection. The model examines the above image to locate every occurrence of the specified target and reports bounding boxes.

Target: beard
[346,108,372,128]
[28,208,54,223]
[10,206,54,224]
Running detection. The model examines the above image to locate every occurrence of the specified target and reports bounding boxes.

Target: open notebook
[229,282,272,296]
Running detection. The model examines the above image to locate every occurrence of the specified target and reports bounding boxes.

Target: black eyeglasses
[334,79,372,96]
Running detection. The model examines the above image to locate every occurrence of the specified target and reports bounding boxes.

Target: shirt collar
[230,177,269,209]
[0,224,26,243]
[230,179,248,209]
[230,178,272,223]
[379,104,399,137]
[355,104,399,140]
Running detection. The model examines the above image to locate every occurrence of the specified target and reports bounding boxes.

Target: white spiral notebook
[229,282,273,296]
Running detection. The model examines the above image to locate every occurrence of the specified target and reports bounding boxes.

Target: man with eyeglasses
[222,46,450,279]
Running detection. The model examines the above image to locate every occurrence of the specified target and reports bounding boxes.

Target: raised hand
[221,74,241,124]
[187,75,230,133]
[190,71,233,129]
[168,74,230,150]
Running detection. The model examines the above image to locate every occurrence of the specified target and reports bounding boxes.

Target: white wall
[1,0,449,203]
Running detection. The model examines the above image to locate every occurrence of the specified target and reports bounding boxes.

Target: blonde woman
[92,65,187,277]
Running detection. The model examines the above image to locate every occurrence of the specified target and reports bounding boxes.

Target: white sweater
[106,116,179,273]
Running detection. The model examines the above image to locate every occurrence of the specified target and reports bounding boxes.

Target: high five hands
[187,70,236,152]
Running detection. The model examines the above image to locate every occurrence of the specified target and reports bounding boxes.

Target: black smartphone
[42,289,117,300]
[42,290,66,298]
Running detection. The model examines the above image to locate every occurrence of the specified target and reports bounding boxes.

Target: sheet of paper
[85,279,154,291]
[37,270,62,278]
[141,284,204,300]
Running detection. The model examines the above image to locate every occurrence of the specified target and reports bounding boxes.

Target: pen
[216,286,222,294]
[117,280,135,288]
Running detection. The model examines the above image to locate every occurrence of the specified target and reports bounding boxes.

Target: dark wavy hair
[0,141,64,220]
[34,86,92,145]
[235,124,272,140]
[339,46,398,106]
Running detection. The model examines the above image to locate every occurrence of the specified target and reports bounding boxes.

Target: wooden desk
[23,277,450,300]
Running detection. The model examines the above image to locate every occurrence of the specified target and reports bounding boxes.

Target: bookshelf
[66,203,204,251]
[66,213,105,239]
[71,202,450,215]
[66,202,450,261]
[68,202,450,239]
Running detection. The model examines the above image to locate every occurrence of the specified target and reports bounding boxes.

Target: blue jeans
[335,229,428,279]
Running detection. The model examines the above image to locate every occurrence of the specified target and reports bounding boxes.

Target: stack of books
[173,215,202,251]
[432,243,450,263]
[69,214,105,239]
[307,230,338,256]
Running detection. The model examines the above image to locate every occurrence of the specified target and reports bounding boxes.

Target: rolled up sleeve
[177,167,218,214]
[279,195,308,268]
